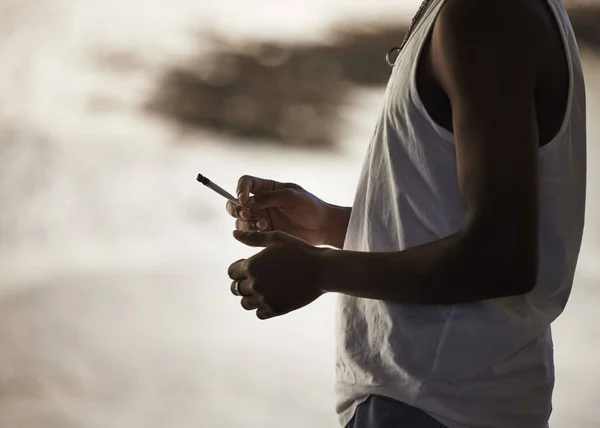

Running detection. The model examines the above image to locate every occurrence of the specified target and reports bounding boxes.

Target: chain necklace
[386,0,434,67]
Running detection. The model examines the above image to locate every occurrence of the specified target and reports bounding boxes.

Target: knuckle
[251,280,261,294]
[281,188,297,202]
[240,297,252,310]
[245,259,255,275]
[242,258,250,272]
[243,278,253,294]
[248,277,257,292]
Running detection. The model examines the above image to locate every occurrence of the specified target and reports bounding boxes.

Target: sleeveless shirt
[336,1,587,427]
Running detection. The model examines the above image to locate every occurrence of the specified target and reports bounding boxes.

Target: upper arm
[430,0,548,292]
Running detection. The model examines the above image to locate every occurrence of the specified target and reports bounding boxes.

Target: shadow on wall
[144,5,600,149]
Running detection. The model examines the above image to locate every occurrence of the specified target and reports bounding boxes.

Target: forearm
[321,204,352,249]
[319,228,534,305]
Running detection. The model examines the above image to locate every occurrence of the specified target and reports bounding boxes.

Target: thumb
[233,230,293,247]
[247,189,296,210]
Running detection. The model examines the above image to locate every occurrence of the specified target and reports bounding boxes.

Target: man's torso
[336,0,586,427]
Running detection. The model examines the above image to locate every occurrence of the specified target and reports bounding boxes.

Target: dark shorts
[346,395,448,428]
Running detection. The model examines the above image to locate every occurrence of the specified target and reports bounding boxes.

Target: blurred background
[0,0,598,427]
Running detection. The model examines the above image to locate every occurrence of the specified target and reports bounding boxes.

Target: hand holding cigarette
[224,175,339,247]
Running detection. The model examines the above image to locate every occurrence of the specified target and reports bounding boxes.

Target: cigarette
[197,173,243,206]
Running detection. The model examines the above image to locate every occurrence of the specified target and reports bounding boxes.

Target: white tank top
[335,1,587,427]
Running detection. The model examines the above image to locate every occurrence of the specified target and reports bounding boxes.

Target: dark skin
[226,176,346,247]
[226,175,351,248]
[417,0,569,146]
[227,0,570,319]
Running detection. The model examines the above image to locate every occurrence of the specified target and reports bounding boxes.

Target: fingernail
[256,219,267,230]
[240,209,250,220]
[247,197,255,205]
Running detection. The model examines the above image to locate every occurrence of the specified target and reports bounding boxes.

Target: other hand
[227,230,326,320]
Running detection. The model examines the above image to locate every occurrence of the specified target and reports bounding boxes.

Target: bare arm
[320,0,545,304]
[322,204,352,249]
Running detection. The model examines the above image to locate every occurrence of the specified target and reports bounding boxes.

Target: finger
[235,219,269,232]
[256,306,275,320]
[227,259,248,279]
[230,278,254,296]
[236,176,299,205]
[240,295,262,311]
[246,189,296,210]
[226,200,251,220]
[232,230,294,247]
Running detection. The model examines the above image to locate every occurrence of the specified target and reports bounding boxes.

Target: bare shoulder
[429,0,559,96]
[432,0,557,71]
[435,0,555,37]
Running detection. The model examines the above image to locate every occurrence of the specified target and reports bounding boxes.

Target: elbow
[464,228,539,299]
[468,251,538,300]
[489,249,538,298]
[501,227,539,296]
[505,258,538,296]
